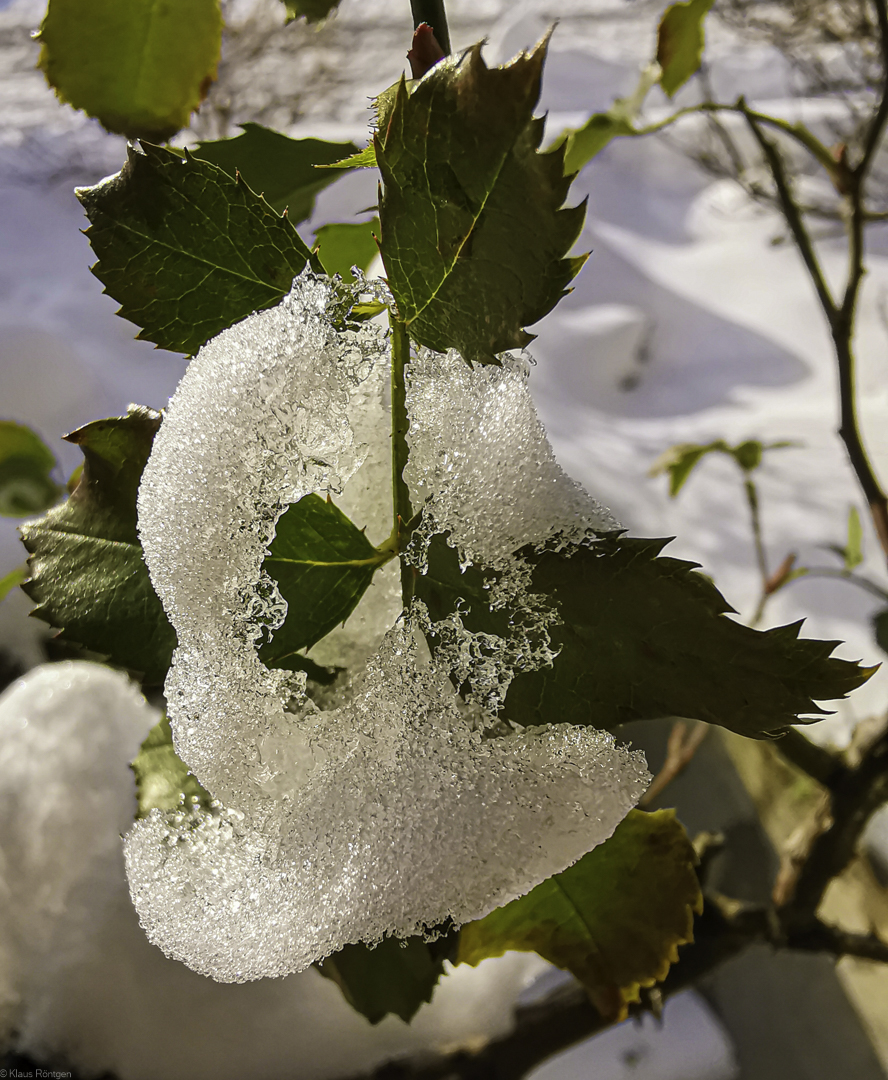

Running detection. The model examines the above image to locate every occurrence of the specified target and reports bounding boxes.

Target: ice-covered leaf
[132,714,211,818]
[259,493,392,668]
[318,934,455,1024]
[458,809,702,1021]
[657,0,715,98]
[377,40,587,364]
[0,421,61,517]
[192,124,358,221]
[312,219,380,282]
[416,532,875,738]
[281,0,340,22]
[20,407,176,684]
[77,143,321,356]
[37,0,222,141]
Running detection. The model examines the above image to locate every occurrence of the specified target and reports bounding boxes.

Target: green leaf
[656,0,716,98]
[845,506,864,571]
[874,609,888,656]
[458,809,702,1022]
[0,421,61,517]
[77,142,321,356]
[312,218,380,281]
[319,144,378,171]
[317,932,456,1024]
[561,113,637,174]
[20,407,176,684]
[258,493,392,669]
[192,124,358,221]
[0,565,27,604]
[281,0,341,22]
[132,714,212,818]
[37,0,222,141]
[377,40,587,365]
[650,440,731,498]
[416,532,875,738]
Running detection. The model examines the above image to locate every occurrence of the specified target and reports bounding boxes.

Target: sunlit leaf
[378,39,586,364]
[37,0,222,140]
[458,810,702,1022]
[281,0,341,22]
[312,218,380,281]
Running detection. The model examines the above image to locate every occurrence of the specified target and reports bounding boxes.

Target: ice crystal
[130,270,649,983]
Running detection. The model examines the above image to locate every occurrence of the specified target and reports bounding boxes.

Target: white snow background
[2,0,888,1075]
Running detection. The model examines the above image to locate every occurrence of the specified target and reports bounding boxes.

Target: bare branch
[639,721,709,807]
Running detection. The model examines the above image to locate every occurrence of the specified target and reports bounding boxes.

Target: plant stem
[740,103,888,566]
[410,0,451,55]
[390,314,415,604]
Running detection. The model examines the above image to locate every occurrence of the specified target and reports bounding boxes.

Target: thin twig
[775,728,850,792]
[639,721,709,807]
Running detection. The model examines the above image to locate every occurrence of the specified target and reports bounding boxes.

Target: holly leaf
[132,714,211,818]
[377,39,587,364]
[312,218,380,281]
[77,142,321,356]
[416,532,875,738]
[37,0,222,141]
[281,0,341,22]
[458,809,702,1022]
[0,421,61,517]
[258,494,392,669]
[192,124,358,221]
[317,932,456,1025]
[657,0,716,98]
[20,407,176,684]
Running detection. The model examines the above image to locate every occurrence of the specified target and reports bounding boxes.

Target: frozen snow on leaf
[125,622,650,982]
[133,269,647,982]
[404,347,620,566]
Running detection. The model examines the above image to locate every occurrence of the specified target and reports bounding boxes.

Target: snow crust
[129,271,649,982]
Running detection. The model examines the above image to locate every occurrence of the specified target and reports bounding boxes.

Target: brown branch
[774,727,850,791]
[639,721,709,807]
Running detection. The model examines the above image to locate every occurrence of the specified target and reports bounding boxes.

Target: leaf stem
[390,314,415,604]
[410,0,451,55]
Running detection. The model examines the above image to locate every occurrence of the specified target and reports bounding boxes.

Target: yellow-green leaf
[132,714,211,818]
[457,810,703,1022]
[657,0,716,98]
[38,0,223,141]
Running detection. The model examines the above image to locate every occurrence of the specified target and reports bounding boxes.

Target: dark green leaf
[77,142,321,356]
[458,809,702,1022]
[281,0,341,22]
[317,932,456,1024]
[561,112,637,174]
[874,608,888,655]
[312,218,380,281]
[657,0,716,98]
[192,124,358,221]
[0,421,61,517]
[132,714,211,818]
[259,493,392,669]
[731,439,763,472]
[37,0,222,140]
[20,407,176,684]
[416,532,875,738]
[377,40,587,364]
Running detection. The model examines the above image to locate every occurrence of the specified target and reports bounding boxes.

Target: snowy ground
[1,0,887,1076]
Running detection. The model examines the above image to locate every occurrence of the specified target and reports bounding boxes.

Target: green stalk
[390,314,415,605]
